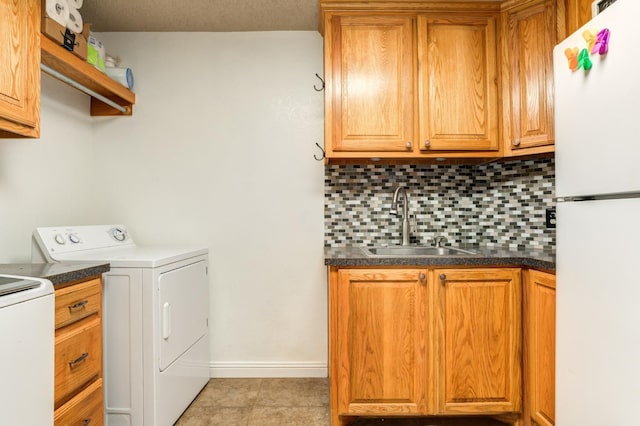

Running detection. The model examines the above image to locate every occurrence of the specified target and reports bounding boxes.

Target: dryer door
[158,260,208,371]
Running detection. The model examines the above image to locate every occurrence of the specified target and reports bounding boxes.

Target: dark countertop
[324,246,555,272]
[0,263,110,286]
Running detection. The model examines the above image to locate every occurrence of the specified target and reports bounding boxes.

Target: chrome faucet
[391,186,411,246]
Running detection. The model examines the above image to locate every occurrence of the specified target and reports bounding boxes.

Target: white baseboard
[209,361,328,378]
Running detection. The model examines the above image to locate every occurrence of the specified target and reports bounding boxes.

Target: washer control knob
[111,227,127,242]
[54,233,66,245]
[69,233,81,244]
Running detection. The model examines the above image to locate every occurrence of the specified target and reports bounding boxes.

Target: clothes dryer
[33,225,210,426]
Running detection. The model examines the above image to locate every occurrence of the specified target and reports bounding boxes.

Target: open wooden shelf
[41,36,135,116]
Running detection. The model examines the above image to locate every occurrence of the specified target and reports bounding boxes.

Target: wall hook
[314,73,325,91]
[314,142,326,161]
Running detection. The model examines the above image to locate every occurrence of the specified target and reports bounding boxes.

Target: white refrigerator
[554,1,640,425]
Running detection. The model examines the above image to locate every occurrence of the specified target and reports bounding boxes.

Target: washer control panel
[34,225,135,255]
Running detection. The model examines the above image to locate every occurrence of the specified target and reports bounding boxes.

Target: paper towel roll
[105,67,134,90]
[66,7,83,33]
[68,0,83,8]
[45,0,70,27]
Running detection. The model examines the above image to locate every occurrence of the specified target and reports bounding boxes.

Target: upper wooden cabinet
[501,0,556,156]
[418,15,498,153]
[561,0,593,37]
[326,15,415,154]
[319,0,585,162]
[322,2,502,161]
[0,0,40,138]
[0,0,135,139]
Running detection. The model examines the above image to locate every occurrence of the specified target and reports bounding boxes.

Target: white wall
[91,32,327,377]
[0,75,95,262]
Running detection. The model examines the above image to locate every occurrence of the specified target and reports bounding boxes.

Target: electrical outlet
[546,207,556,229]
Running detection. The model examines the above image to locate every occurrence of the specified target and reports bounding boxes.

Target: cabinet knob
[424,139,431,148]
[513,139,521,147]
[439,273,447,282]
[405,141,413,150]
[419,272,426,283]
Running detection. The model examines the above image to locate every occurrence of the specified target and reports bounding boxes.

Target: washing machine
[0,274,54,426]
[33,225,210,426]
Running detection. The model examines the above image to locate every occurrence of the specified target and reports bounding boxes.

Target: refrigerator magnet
[591,28,610,55]
[565,47,579,71]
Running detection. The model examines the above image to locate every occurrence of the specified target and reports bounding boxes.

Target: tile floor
[175,378,509,426]
[174,378,330,426]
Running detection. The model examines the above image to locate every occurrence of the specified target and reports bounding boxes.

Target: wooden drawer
[55,278,101,329]
[54,378,104,426]
[55,317,102,407]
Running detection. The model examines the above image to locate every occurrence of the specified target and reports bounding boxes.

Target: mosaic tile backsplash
[324,158,555,250]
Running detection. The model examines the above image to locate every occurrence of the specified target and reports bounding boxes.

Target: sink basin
[364,246,477,257]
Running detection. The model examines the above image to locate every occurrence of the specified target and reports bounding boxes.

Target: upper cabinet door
[418,15,498,152]
[503,0,556,154]
[0,0,40,138]
[563,0,593,37]
[325,15,416,155]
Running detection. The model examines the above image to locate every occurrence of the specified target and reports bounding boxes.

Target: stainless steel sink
[363,246,477,257]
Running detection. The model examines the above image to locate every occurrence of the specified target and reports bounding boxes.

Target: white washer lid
[0,275,53,308]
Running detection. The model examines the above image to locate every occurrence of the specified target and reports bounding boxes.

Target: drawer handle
[83,420,91,426]
[68,300,89,312]
[69,352,89,368]
[439,273,447,283]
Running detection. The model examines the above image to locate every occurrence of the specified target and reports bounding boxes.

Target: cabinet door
[526,270,555,426]
[434,268,521,414]
[563,0,593,37]
[503,0,555,155]
[0,0,40,138]
[418,15,498,152]
[334,268,429,416]
[325,15,415,155]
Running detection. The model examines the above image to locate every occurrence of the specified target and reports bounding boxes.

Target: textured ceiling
[79,0,319,32]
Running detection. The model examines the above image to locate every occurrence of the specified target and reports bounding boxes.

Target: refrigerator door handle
[555,191,640,203]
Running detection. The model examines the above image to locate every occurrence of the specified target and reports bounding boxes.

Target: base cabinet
[525,270,556,426]
[53,277,104,425]
[334,269,430,416]
[329,266,522,425]
[54,378,104,426]
[435,268,521,414]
